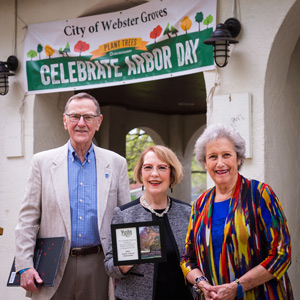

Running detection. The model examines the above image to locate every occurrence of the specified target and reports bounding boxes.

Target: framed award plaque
[111,220,166,266]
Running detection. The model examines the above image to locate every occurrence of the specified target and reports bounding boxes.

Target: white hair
[195,123,246,170]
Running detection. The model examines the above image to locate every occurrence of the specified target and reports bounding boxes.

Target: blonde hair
[133,145,183,188]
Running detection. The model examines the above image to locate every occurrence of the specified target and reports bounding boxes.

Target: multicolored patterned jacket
[180,173,293,299]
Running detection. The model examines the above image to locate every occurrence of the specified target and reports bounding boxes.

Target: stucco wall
[206,0,294,182]
[205,0,298,296]
[264,2,300,295]
[33,92,71,153]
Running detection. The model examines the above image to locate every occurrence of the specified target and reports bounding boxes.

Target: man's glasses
[65,113,100,123]
[142,165,170,174]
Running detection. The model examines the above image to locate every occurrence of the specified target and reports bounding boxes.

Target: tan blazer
[15,143,130,300]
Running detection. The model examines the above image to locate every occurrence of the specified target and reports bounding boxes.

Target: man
[15,93,130,300]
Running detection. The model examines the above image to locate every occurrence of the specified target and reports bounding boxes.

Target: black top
[152,204,193,300]
[115,199,193,300]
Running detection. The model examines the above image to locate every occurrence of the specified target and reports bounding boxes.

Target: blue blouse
[211,199,230,276]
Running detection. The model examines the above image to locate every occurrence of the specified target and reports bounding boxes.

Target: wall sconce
[0,55,19,96]
[204,18,241,68]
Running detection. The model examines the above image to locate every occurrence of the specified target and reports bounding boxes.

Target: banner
[24,0,216,94]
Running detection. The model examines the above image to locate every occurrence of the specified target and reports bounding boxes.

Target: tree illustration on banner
[203,14,213,28]
[37,44,43,60]
[150,25,162,43]
[45,45,55,58]
[181,16,192,34]
[27,49,37,61]
[74,41,90,56]
[163,23,171,38]
[195,12,204,31]
[59,42,71,57]
[163,23,178,38]
[170,25,178,37]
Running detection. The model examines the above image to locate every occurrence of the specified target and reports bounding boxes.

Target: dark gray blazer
[104,197,194,300]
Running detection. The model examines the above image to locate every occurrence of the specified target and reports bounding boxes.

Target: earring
[169,185,173,193]
[142,185,144,191]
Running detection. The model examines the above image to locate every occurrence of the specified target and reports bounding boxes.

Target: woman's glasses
[142,165,170,174]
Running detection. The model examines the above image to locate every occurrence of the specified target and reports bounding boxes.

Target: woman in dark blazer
[104,145,194,300]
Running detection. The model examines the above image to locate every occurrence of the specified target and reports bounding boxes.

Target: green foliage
[37,44,43,60]
[203,14,213,27]
[63,42,71,56]
[126,128,155,184]
[170,26,178,36]
[195,12,204,31]
[163,23,171,38]
[27,50,37,60]
[164,23,178,38]
[59,43,71,57]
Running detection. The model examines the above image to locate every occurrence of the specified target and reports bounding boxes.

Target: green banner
[24,0,216,93]
[26,30,213,92]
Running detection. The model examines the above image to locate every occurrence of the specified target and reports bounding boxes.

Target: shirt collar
[68,140,94,163]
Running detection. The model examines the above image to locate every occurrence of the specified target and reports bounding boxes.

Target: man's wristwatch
[193,276,208,294]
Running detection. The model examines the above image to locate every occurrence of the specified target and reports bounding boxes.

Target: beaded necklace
[140,195,170,217]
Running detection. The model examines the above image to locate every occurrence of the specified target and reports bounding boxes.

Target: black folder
[7,237,65,287]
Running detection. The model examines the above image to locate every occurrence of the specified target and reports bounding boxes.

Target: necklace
[140,195,171,217]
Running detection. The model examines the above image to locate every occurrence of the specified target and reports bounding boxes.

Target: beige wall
[264,1,300,294]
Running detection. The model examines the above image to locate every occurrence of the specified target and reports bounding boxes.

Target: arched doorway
[264,1,300,294]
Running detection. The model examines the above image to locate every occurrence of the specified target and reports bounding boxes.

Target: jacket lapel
[94,146,112,230]
[50,143,71,241]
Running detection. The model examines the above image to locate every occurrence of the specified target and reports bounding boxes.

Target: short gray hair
[64,92,101,115]
[195,123,246,171]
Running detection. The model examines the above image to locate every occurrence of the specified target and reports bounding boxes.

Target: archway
[264,0,300,294]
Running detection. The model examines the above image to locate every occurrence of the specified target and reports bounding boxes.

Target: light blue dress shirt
[68,141,101,247]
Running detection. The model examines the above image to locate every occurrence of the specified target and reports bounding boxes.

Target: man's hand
[20,268,43,292]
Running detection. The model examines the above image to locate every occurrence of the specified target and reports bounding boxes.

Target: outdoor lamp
[204,18,241,68]
[0,55,19,96]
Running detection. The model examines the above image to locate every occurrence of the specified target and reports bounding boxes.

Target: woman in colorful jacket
[180,123,293,300]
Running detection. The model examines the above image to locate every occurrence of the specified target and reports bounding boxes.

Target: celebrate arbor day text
[39,40,199,86]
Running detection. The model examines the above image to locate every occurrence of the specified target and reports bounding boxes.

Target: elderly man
[15,92,130,300]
